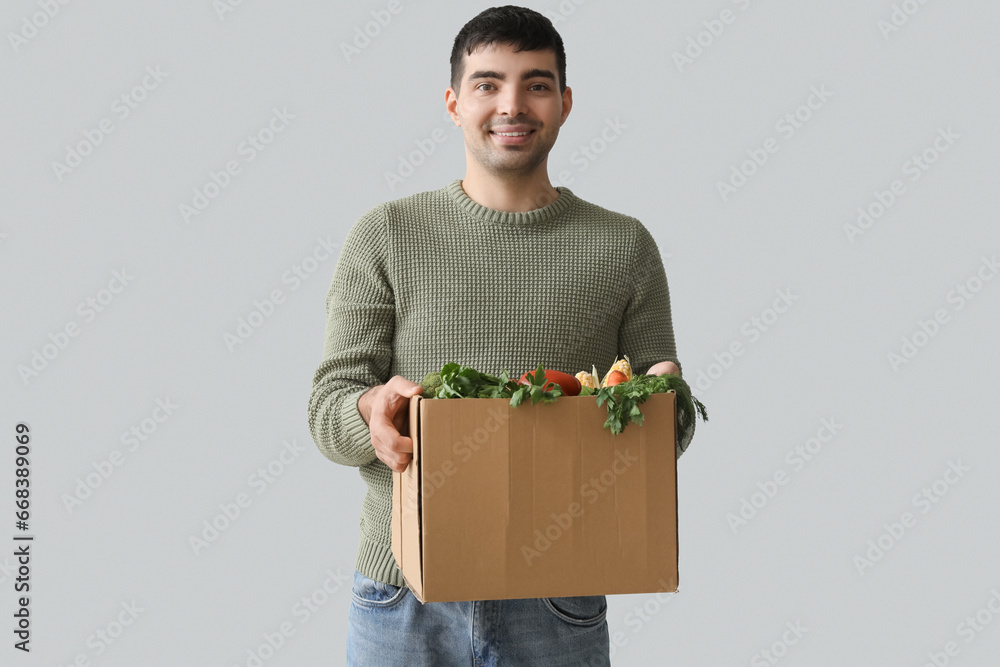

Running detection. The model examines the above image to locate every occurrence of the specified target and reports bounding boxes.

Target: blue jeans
[347,571,611,666]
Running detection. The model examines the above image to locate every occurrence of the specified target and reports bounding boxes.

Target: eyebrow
[467,68,556,84]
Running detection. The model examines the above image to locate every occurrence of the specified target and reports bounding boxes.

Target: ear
[445,87,461,126]
[560,86,573,126]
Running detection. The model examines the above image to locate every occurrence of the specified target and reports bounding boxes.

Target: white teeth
[493,131,529,136]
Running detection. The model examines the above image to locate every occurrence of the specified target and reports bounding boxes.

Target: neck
[459,167,561,212]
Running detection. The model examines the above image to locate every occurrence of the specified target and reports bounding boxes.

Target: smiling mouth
[490,130,536,137]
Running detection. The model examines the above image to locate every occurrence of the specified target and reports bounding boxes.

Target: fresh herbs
[595,373,708,435]
[420,363,562,407]
[419,362,708,436]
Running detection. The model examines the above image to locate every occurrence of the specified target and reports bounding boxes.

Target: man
[307,6,695,665]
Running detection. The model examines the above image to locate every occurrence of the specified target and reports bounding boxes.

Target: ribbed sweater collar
[445,178,576,226]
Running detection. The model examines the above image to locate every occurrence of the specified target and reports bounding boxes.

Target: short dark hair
[450,5,566,97]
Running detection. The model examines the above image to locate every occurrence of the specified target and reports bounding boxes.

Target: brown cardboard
[391,391,677,603]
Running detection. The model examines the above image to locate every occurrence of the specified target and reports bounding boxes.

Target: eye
[476,82,495,91]
[530,83,549,91]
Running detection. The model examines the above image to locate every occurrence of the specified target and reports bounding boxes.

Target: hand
[647,360,680,376]
[359,377,424,473]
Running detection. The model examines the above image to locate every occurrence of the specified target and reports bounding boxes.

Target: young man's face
[447,42,572,179]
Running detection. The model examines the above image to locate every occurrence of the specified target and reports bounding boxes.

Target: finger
[370,411,413,456]
[392,410,409,437]
[378,448,410,474]
[386,384,421,429]
[382,393,414,425]
[386,375,423,394]
[649,361,679,376]
[378,447,410,472]
[372,380,421,469]
[394,434,414,456]
[372,437,411,473]
[388,449,412,473]
[372,395,407,437]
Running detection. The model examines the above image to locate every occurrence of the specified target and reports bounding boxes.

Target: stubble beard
[469,125,557,178]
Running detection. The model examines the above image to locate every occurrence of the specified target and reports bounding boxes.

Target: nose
[496,85,528,118]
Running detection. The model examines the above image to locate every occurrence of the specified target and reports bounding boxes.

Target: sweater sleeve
[617,221,695,459]
[307,204,395,467]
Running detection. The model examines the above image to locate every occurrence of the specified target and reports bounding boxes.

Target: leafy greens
[420,362,708,436]
[420,362,562,407]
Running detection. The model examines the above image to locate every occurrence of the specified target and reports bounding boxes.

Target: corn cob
[575,365,600,390]
[600,355,633,388]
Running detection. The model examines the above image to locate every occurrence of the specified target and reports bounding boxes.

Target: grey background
[2,0,999,665]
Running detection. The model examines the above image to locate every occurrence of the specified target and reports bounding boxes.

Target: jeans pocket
[542,595,608,627]
[350,571,408,610]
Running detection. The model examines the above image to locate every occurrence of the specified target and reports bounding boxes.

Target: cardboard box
[391,391,678,603]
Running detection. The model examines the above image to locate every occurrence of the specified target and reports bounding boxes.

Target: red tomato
[604,370,628,387]
[517,369,582,396]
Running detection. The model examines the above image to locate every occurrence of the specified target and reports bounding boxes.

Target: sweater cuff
[340,386,375,463]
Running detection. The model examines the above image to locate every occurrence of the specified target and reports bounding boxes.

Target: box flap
[391,395,425,601]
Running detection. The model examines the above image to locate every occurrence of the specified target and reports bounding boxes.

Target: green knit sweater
[307,178,694,589]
